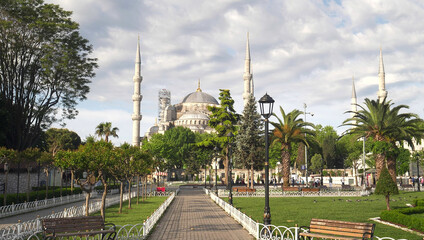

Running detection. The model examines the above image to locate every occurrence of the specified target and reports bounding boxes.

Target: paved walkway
[148,187,254,240]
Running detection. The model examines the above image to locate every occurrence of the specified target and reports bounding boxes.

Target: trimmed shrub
[380,206,424,232]
[413,199,424,207]
[0,187,82,206]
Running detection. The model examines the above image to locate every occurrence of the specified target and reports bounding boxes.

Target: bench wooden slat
[301,218,374,239]
[299,232,359,240]
[310,225,373,235]
[42,216,115,239]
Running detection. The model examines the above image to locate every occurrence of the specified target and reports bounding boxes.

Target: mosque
[140,34,254,139]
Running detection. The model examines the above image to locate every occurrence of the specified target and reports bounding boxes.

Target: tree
[375,167,398,210]
[95,122,119,143]
[45,128,81,156]
[314,125,338,169]
[336,135,362,185]
[396,148,411,176]
[234,94,264,188]
[310,153,323,174]
[343,98,424,180]
[271,107,315,187]
[208,89,238,185]
[0,0,97,151]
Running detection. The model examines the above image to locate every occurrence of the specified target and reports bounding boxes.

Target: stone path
[148,187,254,240]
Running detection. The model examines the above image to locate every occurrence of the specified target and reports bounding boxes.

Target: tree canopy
[0,0,97,150]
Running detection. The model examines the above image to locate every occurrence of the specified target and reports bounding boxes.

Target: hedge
[0,187,82,206]
[380,206,424,232]
[413,199,424,207]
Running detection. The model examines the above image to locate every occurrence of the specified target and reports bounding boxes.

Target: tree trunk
[60,169,63,197]
[387,156,397,182]
[136,175,140,205]
[281,150,291,187]
[85,192,90,216]
[250,164,254,189]
[27,169,30,202]
[385,194,391,210]
[128,179,132,209]
[44,169,49,199]
[224,147,229,185]
[144,176,147,201]
[119,181,123,214]
[375,153,386,180]
[100,176,108,221]
[70,170,74,194]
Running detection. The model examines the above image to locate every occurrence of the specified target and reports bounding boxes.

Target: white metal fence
[0,193,85,219]
[24,189,178,240]
[205,188,398,240]
[0,189,177,239]
[217,188,370,197]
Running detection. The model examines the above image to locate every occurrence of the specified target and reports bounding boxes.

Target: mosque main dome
[182,91,218,105]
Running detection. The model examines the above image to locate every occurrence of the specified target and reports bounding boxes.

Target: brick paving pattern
[148,187,254,240]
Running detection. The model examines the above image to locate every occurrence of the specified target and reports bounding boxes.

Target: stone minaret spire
[243,32,253,107]
[132,36,143,147]
[377,48,388,103]
[351,76,357,118]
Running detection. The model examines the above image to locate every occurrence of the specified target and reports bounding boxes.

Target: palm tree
[95,122,119,142]
[270,107,315,187]
[343,98,424,180]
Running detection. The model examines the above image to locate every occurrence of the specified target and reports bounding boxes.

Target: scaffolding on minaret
[158,89,171,123]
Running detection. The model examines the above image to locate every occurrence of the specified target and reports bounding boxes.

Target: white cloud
[45,0,424,141]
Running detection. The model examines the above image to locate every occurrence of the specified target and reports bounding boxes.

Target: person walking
[329,176,333,188]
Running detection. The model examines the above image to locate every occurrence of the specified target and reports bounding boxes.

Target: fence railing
[1,189,178,239]
[0,193,85,219]
[25,188,179,240]
[205,188,397,240]
[217,188,370,197]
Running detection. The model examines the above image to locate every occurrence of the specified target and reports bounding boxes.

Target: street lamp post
[214,146,219,195]
[259,93,274,225]
[416,152,421,192]
[227,132,234,205]
[303,103,313,187]
[362,137,366,190]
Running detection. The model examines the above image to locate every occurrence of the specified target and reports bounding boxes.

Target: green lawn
[225,191,424,240]
[92,196,168,226]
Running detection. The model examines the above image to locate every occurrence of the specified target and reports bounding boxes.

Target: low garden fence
[1,188,178,240]
[0,193,85,219]
[218,188,370,197]
[205,188,396,240]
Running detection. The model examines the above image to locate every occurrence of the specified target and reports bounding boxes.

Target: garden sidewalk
[148,187,254,240]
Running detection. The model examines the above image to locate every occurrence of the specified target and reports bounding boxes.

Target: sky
[47,0,424,145]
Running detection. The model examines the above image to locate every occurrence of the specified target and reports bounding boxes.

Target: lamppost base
[263,209,271,225]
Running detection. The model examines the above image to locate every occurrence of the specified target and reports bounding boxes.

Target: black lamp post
[214,146,219,195]
[227,132,234,205]
[416,152,421,192]
[259,93,274,225]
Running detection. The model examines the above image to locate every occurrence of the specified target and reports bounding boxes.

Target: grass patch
[225,191,424,239]
[92,196,168,226]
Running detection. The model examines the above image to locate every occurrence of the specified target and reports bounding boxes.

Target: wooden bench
[301,188,320,192]
[232,187,256,193]
[282,186,299,191]
[42,216,116,240]
[299,218,375,240]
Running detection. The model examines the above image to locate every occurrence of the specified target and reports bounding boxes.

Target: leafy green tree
[0,0,97,150]
[271,107,315,187]
[95,122,119,143]
[310,153,323,174]
[207,89,238,185]
[45,128,81,156]
[234,95,264,188]
[336,135,362,185]
[375,167,399,210]
[343,98,424,179]
[396,148,411,176]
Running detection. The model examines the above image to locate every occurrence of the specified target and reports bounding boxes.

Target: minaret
[377,48,388,103]
[132,37,143,147]
[351,76,357,118]
[243,32,253,106]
